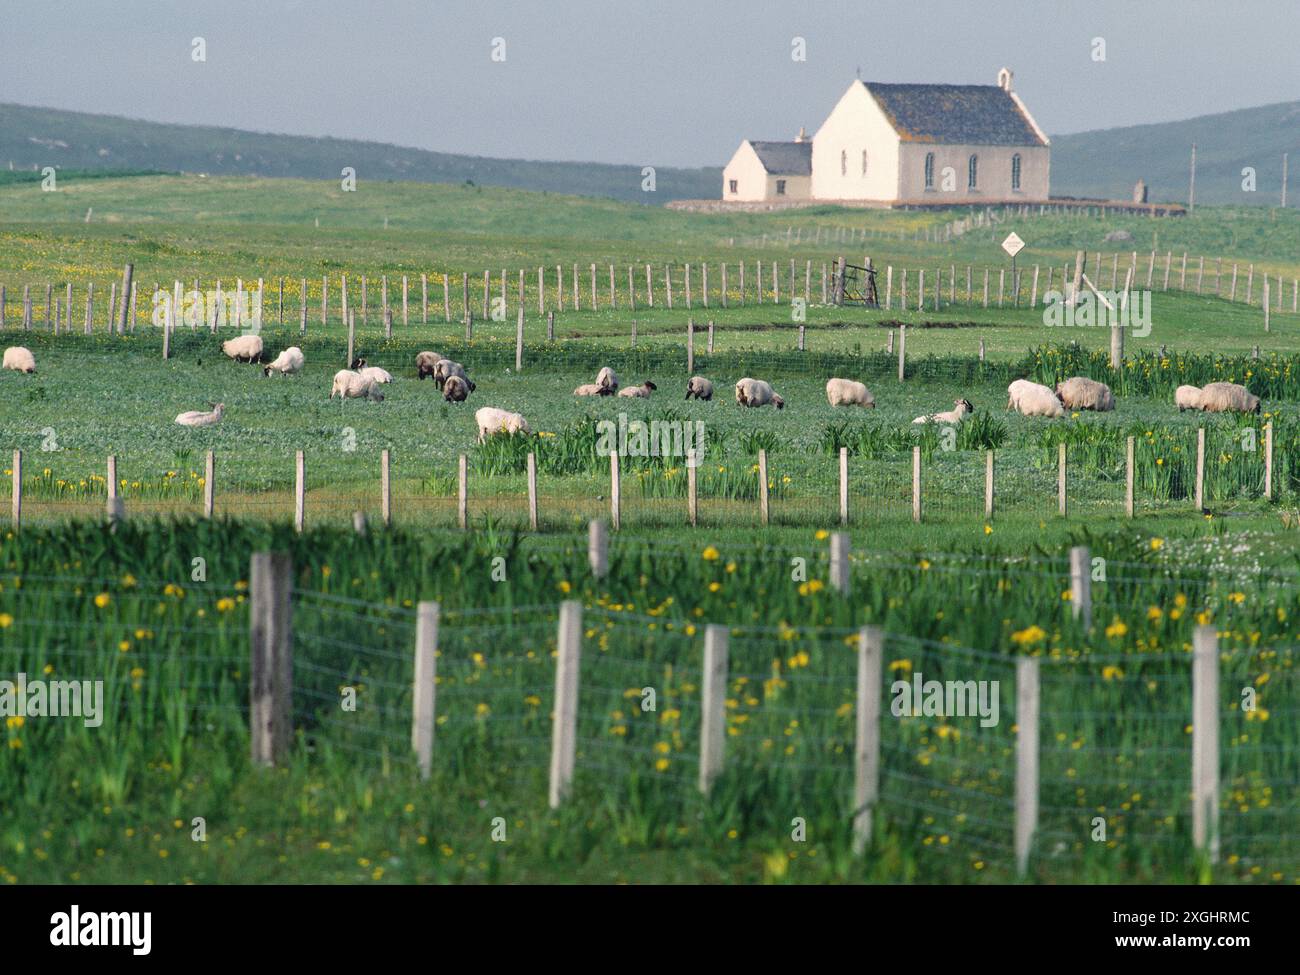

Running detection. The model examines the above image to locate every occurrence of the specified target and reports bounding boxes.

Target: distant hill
[0,103,719,204]
[1050,100,1300,207]
[3,99,1296,207]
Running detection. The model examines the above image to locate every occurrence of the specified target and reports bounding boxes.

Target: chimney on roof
[794,126,808,143]
[997,67,1014,92]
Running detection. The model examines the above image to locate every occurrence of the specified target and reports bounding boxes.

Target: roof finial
[794,126,807,143]
[997,67,1013,91]
[856,65,861,80]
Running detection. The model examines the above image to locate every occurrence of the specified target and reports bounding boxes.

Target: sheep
[415,351,442,380]
[3,346,36,374]
[735,377,784,409]
[475,407,529,442]
[914,398,975,425]
[358,365,393,386]
[575,383,615,397]
[175,403,224,427]
[1055,376,1115,412]
[826,378,875,408]
[433,358,471,390]
[350,356,367,370]
[1006,379,1064,418]
[443,375,472,402]
[1199,381,1261,414]
[1175,384,1203,411]
[685,376,713,401]
[263,346,305,377]
[330,369,384,401]
[222,334,264,363]
[618,380,657,399]
[596,366,619,392]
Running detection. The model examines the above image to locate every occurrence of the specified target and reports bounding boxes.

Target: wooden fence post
[897,324,906,381]
[687,461,697,527]
[686,319,694,375]
[1058,443,1067,516]
[10,450,20,531]
[698,624,729,795]
[347,312,355,367]
[610,452,621,530]
[1191,624,1220,863]
[1125,436,1135,518]
[985,450,995,519]
[853,625,883,855]
[1264,422,1273,500]
[204,450,215,518]
[548,600,583,808]
[118,264,133,334]
[381,449,391,526]
[1015,657,1040,876]
[299,278,308,334]
[527,452,538,530]
[588,519,608,578]
[1070,545,1091,628]
[412,601,439,779]
[912,446,921,523]
[294,451,305,532]
[458,454,468,530]
[515,307,524,371]
[830,532,850,595]
[421,273,428,324]
[249,551,293,767]
[1195,427,1205,510]
[758,449,769,525]
[839,447,849,525]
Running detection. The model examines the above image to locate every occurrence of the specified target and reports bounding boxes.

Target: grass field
[1,174,1298,884]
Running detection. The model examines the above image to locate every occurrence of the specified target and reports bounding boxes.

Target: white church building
[721,68,1050,206]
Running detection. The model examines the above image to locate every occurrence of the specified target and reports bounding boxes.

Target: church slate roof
[749,140,813,175]
[864,82,1046,146]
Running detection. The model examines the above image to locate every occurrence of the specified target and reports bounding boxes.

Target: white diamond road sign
[1001,232,1025,258]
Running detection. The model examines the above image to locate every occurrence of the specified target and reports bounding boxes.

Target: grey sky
[3,0,1296,168]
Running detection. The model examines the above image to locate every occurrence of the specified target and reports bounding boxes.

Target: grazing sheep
[3,346,36,374]
[263,346,305,377]
[618,380,657,399]
[175,403,225,427]
[1056,376,1115,412]
[914,398,975,425]
[735,377,785,410]
[358,365,393,386]
[1199,381,1261,414]
[596,366,619,392]
[1175,384,1203,411]
[1007,379,1064,418]
[433,358,471,390]
[685,376,713,401]
[330,369,384,401]
[415,351,442,380]
[443,375,472,402]
[575,383,615,397]
[826,378,875,408]
[475,407,530,442]
[222,334,264,363]
[350,356,367,370]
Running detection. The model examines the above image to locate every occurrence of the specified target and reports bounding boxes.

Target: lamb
[1055,376,1115,412]
[1174,385,1203,411]
[330,369,384,401]
[1199,381,1261,414]
[735,377,784,409]
[358,365,394,385]
[175,403,224,427]
[443,375,472,402]
[3,346,35,374]
[475,407,530,442]
[263,346,305,377]
[1006,379,1064,418]
[685,376,713,401]
[914,398,974,425]
[222,334,264,363]
[826,378,875,408]
[596,366,619,392]
[618,380,657,399]
[575,383,614,397]
[415,351,443,380]
[433,358,471,390]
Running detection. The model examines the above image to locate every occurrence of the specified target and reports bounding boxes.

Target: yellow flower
[558,580,571,594]
[1102,665,1124,681]
[94,593,111,609]
[814,530,829,541]
[216,598,235,612]
[888,659,913,672]
[1146,606,1162,621]
[0,613,12,629]
[1011,625,1046,646]
[702,546,720,561]
[1149,537,1164,551]
[1104,619,1128,639]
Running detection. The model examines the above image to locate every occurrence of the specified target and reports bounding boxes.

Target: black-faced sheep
[618,381,657,399]
[443,375,472,402]
[914,398,974,424]
[263,347,305,377]
[685,376,713,401]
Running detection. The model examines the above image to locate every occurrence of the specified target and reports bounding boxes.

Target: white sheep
[330,369,384,401]
[596,366,619,392]
[1199,381,1261,414]
[443,375,472,402]
[358,365,393,385]
[1174,385,1203,411]
[735,377,784,409]
[826,378,875,408]
[434,358,470,390]
[175,403,224,427]
[3,346,36,374]
[475,407,530,442]
[263,346,305,377]
[914,398,974,425]
[1056,376,1115,412]
[685,376,713,401]
[415,351,442,380]
[1007,379,1064,418]
[618,381,657,399]
[222,334,264,363]
[575,383,614,397]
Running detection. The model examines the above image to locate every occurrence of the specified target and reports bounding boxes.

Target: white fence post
[249,551,293,767]
[458,454,468,530]
[10,449,20,531]
[853,625,883,855]
[412,601,439,780]
[698,624,729,794]
[610,452,621,530]
[588,519,608,579]
[204,450,215,518]
[839,447,849,525]
[830,532,850,595]
[1070,545,1091,628]
[294,450,305,533]
[548,600,583,808]
[1195,427,1205,511]
[527,452,539,530]
[381,449,392,526]
[1191,625,1220,862]
[758,449,770,525]
[1015,656,1040,876]
[985,450,995,519]
[912,446,921,523]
